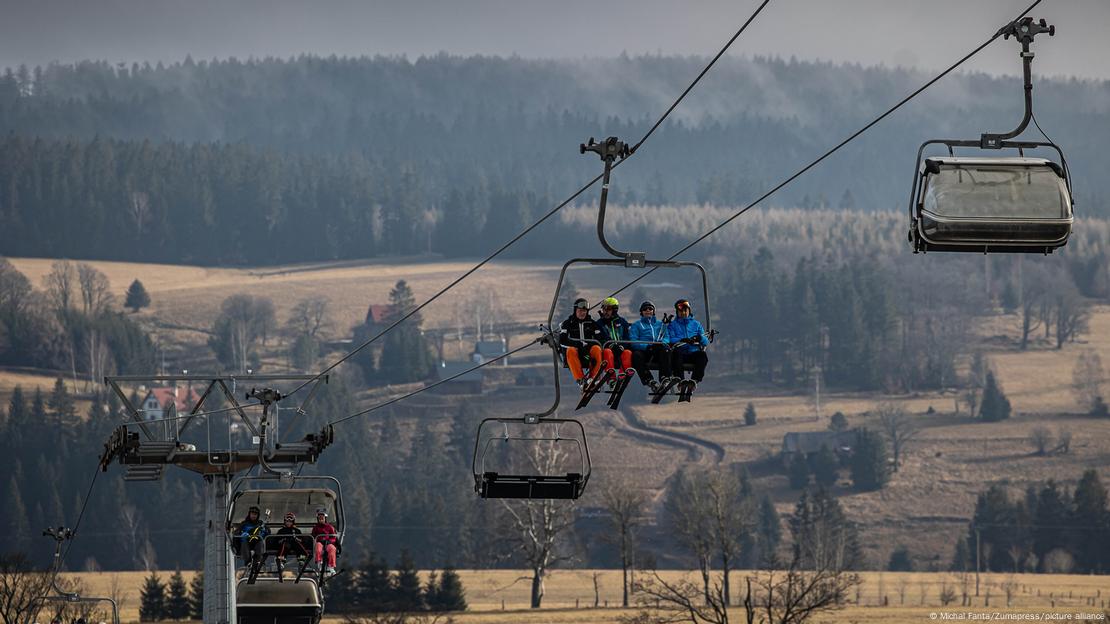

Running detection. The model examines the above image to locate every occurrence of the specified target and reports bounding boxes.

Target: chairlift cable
[284,0,775,401]
[33,465,102,619]
[603,0,1045,301]
[327,340,540,426]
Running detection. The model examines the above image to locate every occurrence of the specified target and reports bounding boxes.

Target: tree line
[957,469,1110,574]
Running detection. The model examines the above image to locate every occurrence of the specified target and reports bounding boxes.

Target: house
[780,430,856,464]
[140,386,203,421]
[363,304,392,330]
[471,340,508,365]
[427,361,485,395]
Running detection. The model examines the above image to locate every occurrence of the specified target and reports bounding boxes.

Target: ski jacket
[312,522,338,545]
[666,316,708,354]
[237,519,269,542]
[559,313,601,350]
[627,316,666,351]
[596,313,630,347]
[273,526,307,552]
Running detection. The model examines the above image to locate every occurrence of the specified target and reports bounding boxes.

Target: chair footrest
[477,472,584,499]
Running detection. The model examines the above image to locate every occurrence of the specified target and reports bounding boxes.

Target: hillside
[2,55,1110,265]
[3,254,1109,573]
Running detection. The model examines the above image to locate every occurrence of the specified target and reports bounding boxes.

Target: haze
[2,0,1108,79]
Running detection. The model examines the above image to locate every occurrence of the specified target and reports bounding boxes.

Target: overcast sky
[1,0,1107,80]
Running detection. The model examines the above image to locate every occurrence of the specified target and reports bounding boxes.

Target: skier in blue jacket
[628,301,671,390]
[666,299,709,391]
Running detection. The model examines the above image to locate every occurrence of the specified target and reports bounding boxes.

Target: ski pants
[671,350,708,382]
[632,345,671,385]
[566,345,603,380]
[315,542,337,568]
[602,346,633,374]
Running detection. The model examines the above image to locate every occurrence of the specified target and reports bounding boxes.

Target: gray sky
[1,0,1107,79]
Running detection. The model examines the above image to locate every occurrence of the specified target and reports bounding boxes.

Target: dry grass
[63,569,1110,624]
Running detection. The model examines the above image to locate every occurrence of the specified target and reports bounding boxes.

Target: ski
[576,369,613,410]
[651,377,679,404]
[607,374,634,410]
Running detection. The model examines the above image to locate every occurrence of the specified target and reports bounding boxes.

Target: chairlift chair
[472,417,591,499]
[908,17,1074,254]
[227,475,345,591]
[550,136,716,407]
[236,577,322,624]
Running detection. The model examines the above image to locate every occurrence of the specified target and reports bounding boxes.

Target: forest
[1,54,1109,264]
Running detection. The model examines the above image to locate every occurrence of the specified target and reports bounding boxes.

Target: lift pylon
[98,374,332,624]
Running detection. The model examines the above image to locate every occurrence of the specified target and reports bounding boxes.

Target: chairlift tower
[98,374,332,624]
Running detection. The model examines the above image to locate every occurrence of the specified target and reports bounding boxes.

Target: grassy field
[60,569,1110,623]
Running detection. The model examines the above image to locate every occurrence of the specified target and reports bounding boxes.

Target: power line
[605,0,1046,302]
[284,0,775,401]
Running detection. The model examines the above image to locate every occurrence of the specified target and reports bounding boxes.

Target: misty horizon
[2,0,1108,80]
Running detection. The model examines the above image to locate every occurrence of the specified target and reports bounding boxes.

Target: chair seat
[477,472,584,499]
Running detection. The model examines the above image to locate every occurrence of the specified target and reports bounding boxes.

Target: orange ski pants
[567,345,603,380]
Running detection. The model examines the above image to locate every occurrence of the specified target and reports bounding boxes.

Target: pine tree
[423,570,440,611]
[356,553,392,612]
[434,567,467,611]
[979,372,1012,422]
[187,572,204,620]
[810,445,839,488]
[381,281,433,384]
[828,411,849,432]
[950,536,971,572]
[888,546,914,571]
[850,427,889,491]
[755,494,782,569]
[1071,469,1109,572]
[743,402,757,426]
[139,572,166,622]
[165,570,189,620]
[787,453,810,490]
[48,377,76,426]
[392,549,424,612]
[789,487,861,570]
[125,279,152,312]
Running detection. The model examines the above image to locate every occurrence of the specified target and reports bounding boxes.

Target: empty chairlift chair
[911,155,1073,253]
[907,17,1076,254]
[472,417,591,500]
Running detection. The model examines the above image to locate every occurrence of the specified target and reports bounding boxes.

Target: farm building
[471,339,509,365]
[780,430,855,464]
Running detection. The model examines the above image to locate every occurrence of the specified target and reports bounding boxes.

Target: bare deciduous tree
[634,570,730,624]
[741,564,862,624]
[286,297,333,339]
[1071,350,1104,412]
[0,552,51,624]
[1052,283,1089,349]
[664,470,715,604]
[600,479,647,608]
[1028,426,1053,456]
[0,258,33,323]
[704,469,754,606]
[498,444,577,609]
[76,263,113,315]
[130,190,151,237]
[43,260,77,316]
[876,402,918,472]
[1055,426,1072,454]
